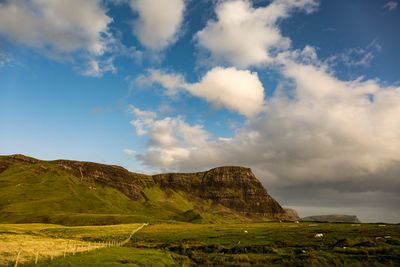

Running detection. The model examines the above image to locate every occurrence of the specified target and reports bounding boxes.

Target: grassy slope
[0,222,399,266]
[0,162,142,224]
[0,162,191,225]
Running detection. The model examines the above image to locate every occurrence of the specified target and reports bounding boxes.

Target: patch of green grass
[0,163,145,224]
[127,222,400,266]
[40,223,143,241]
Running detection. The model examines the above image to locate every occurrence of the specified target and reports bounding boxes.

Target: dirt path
[120,223,148,246]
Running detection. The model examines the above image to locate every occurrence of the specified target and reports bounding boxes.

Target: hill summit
[0,154,298,225]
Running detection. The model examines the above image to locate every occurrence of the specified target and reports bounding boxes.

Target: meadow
[0,222,399,266]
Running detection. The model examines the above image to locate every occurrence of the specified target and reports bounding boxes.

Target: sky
[0,0,399,223]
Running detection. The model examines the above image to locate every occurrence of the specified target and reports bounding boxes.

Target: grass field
[0,222,399,266]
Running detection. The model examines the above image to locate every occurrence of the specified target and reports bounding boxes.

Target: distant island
[302,215,361,223]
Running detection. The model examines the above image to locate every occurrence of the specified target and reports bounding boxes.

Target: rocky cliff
[0,154,298,223]
[153,167,285,217]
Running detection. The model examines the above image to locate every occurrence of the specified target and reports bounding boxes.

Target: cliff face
[0,155,298,222]
[153,167,285,217]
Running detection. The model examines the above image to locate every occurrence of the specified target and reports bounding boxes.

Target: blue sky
[1,0,399,222]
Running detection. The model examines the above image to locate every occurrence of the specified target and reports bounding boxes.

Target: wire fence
[2,223,148,266]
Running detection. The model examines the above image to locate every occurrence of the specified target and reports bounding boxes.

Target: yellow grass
[0,223,146,265]
[0,233,104,265]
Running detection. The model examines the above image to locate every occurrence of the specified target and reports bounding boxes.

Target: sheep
[314,233,323,238]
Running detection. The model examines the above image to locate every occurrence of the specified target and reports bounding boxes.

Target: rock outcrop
[153,166,287,218]
[279,208,300,221]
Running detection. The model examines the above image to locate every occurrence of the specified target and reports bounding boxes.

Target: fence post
[14,250,21,267]
[35,251,39,264]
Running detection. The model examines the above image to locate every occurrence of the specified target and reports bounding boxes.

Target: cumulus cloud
[137,67,265,117]
[0,0,118,76]
[195,0,318,68]
[130,0,186,50]
[189,67,265,117]
[0,0,112,56]
[129,105,209,168]
[383,1,398,11]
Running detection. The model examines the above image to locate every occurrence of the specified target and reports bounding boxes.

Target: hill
[0,154,297,225]
[302,215,361,223]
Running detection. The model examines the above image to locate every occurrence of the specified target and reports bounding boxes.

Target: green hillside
[0,155,264,225]
[1,160,142,224]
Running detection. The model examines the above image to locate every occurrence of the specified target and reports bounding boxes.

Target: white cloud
[195,0,318,68]
[383,1,398,11]
[137,67,265,117]
[81,58,117,77]
[130,0,186,50]
[0,0,117,77]
[123,148,136,156]
[136,69,187,96]
[129,106,209,168]
[188,67,265,117]
[0,0,112,56]
[129,105,157,136]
